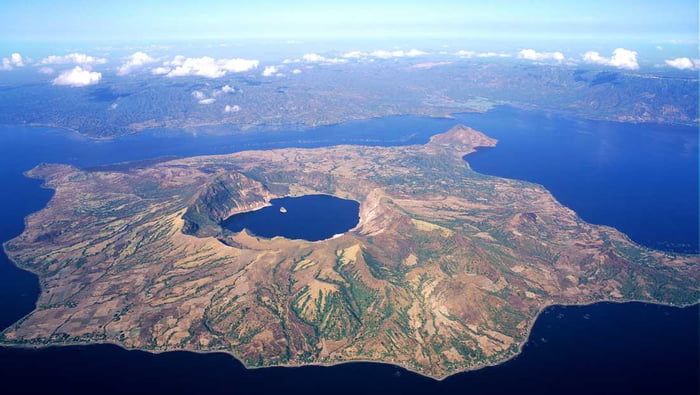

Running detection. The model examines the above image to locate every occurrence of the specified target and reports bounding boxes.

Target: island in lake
[2,124,698,379]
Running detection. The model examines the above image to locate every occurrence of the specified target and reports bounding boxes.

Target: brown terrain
[2,124,698,379]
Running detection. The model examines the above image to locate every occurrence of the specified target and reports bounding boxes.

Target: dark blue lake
[221,195,360,241]
[0,107,697,394]
[454,107,699,254]
[1,303,696,394]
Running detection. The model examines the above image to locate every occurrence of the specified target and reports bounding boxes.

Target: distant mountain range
[0,61,696,138]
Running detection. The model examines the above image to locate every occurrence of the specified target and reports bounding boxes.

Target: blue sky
[0,0,697,43]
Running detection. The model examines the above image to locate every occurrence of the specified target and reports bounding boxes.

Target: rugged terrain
[0,61,697,138]
[2,124,698,379]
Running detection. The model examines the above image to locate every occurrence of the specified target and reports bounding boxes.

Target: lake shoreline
[1,299,697,381]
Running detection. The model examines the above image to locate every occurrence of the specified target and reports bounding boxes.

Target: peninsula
[2,125,698,379]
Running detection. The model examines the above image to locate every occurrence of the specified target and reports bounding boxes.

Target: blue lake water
[0,107,697,393]
[0,303,696,394]
[221,195,360,241]
[455,107,699,254]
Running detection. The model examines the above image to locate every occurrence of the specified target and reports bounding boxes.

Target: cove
[221,195,360,242]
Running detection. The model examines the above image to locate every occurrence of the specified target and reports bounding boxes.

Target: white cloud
[301,53,325,62]
[40,53,107,66]
[369,50,396,59]
[220,58,259,72]
[10,52,24,66]
[341,49,428,60]
[476,52,511,58]
[371,49,427,59]
[211,85,236,98]
[664,57,699,71]
[518,49,565,62]
[292,68,302,74]
[1,53,25,71]
[52,66,102,87]
[198,98,216,105]
[191,90,206,100]
[110,103,118,110]
[151,66,170,75]
[262,66,279,77]
[582,52,606,64]
[117,51,155,75]
[455,50,511,58]
[371,50,397,58]
[302,53,347,64]
[164,55,186,66]
[341,51,364,58]
[582,48,639,70]
[160,56,259,78]
[411,61,452,70]
[167,57,226,78]
[455,50,476,57]
[38,67,54,74]
[405,49,428,57]
[224,104,241,113]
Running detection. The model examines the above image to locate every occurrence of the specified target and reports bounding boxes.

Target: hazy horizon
[1,0,698,42]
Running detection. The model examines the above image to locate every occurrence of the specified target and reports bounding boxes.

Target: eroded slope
[2,125,698,379]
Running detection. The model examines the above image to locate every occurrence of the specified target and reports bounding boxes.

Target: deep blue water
[453,107,699,253]
[221,195,360,241]
[0,108,697,394]
[1,303,696,395]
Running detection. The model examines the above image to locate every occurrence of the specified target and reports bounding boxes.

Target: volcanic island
[2,125,698,379]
